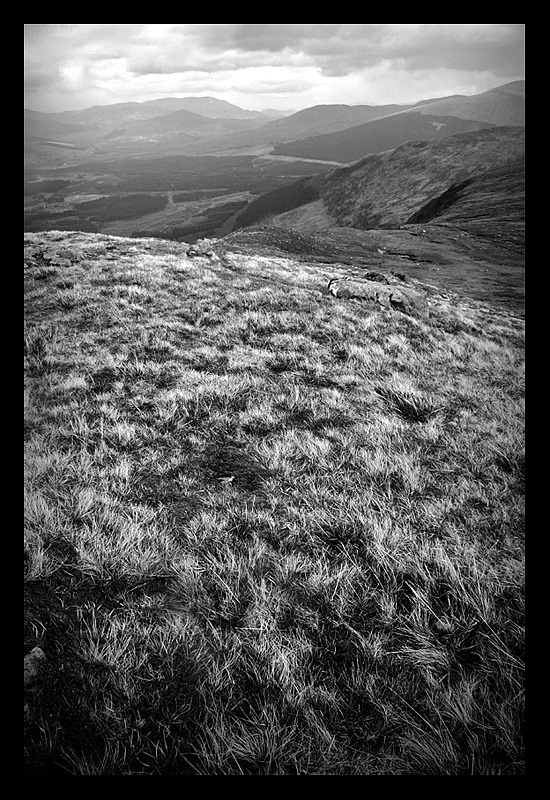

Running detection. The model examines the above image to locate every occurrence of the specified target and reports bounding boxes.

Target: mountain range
[24,80,525,318]
[25,81,524,165]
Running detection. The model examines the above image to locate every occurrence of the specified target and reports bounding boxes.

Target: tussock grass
[24,231,524,775]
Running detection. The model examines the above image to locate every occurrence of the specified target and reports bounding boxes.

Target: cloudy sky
[24,24,525,114]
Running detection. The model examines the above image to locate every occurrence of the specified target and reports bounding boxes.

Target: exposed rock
[328,277,428,316]
[363,271,390,284]
[24,646,46,689]
[187,238,220,261]
[42,247,82,267]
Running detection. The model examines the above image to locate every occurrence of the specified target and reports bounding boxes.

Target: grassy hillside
[258,127,524,246]
[406,159,525,245]
[24,231,524,775]
[224,224,525,317]
[272,113,495,164]
[260,103,415,141]
[319,127,525,230]
[408,81,525,127]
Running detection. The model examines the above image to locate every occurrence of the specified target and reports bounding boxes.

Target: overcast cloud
[24,24,525,113]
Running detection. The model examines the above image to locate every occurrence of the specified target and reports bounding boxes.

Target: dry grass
[24,231,524,775]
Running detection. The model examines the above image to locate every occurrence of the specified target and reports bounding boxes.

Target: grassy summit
[24,230,524,775]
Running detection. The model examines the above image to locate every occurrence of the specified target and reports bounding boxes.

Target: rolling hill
[52,101,176,129]
[317,127,525,231]
[24,109,100,143]
[178,102,423,157]
[239,127,524,243]
[91,109,266,154]
[181,82,524,158]
[24,82,525,163]
[24,99,266,163]
[271,113,496,164]
[260,103,417,141]
[403,80,525,127]
[141,96,264,119]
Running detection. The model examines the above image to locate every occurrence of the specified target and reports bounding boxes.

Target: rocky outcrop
[24,646,46,689]
[363,271,390,284]
[186,238,220,261]
[328,277,428,316]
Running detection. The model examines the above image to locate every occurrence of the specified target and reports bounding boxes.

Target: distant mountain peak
[142,96,262,119]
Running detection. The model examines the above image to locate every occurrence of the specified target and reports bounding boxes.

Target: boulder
[363,271,390,284]
[328,277,428,316]
[187,239,220,261]
[24,646,46,688]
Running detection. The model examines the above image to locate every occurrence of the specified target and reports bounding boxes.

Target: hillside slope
[256,127,524,251]
[406,81,525,127]
[260,103,416,141]
[271,113,496,164]
[93,109,265,155]
[24,109,100,144]
[24,230,524,775]
[318,127,525,231]
[177,103,418,158]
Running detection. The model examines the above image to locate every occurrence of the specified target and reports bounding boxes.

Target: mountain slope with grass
[25,229,524,775]
[258,103,417,141]
[271,113,496,164]
[252,127,524,249]
[403,80,525,127]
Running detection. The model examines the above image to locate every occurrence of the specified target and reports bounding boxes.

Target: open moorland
[24,229,524,775]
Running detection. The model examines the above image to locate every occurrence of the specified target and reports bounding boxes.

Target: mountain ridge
[239,127,524,240]
[140,95,264,119]
[400,80,525,127]
[24,81,524,162]
[271,113,497,164]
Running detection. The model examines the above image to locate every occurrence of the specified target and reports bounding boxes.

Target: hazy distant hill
[177,102,419,157]
[24,109,100,142]
[24,83,524,163]
[104,109,268,139]
[260,103,416,141]
[95,107,266,153]
[141,96,264,119]
[53,101,176,129]
[260,108,297,119]
[404,81,525,127]
[272,113,496,163]
[24,100,268,162]
[174,83,524,158]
